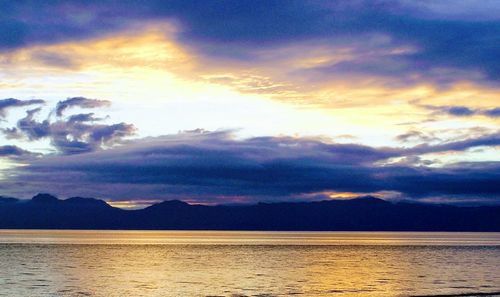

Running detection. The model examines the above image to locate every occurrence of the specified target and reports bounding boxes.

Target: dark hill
[0,194,498,231]
[0,196,19,204]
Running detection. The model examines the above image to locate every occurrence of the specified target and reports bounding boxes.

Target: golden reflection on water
[1,230,500,245]
[0,231,499,297]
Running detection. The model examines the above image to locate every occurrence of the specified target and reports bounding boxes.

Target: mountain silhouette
[0,194,499,231]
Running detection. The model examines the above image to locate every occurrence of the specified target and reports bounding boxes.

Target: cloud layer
[3,130,498,204]
[1,1,500,87]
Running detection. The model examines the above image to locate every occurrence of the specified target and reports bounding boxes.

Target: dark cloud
[67,113,105,123]
[0,98,44,117]
[5,131,499,204]
[55,97,111,116]
[0,98,135,154]
[87,123,135,143]
[49,121,136,154]
[417,103,500,118]
[17,107,51,140]
[406,132,500,155]
[394,127,500,154]
[383,162,500,198]
[0,0,133,49]
[483,107,500,118]
[1,1,499,86]
[445,106,476,117]
[0,145,36,158]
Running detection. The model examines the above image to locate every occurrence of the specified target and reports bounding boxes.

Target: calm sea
[0,230,499,297]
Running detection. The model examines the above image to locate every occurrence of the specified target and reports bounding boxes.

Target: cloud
[0,145,37,158]
[482,107,500,118]
[29,50,76,68]
[0,127,20,140]
[0,1,131,50]
[383,161,500,198]
[49,121,136,155]
[0,98,135,154]
[16,107,51,140]
[1,1,500,87]
[55,97,111,116]
[67,113,105,123]
[4,130,499,204]
[141,1,500,85]
[0,98,44,117]
[417,103,500,118]
[406,132,500,155]
[396,130,441,144]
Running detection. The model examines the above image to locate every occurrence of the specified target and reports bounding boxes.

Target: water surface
[0,230,499,297]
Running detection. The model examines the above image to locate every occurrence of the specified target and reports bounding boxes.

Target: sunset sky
[0,0,499,207]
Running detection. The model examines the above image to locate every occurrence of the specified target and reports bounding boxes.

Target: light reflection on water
[0,230,499,297]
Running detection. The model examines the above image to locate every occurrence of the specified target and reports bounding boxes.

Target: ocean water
[0,231,499,297]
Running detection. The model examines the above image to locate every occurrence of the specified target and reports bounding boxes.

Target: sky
[0,0,499,207]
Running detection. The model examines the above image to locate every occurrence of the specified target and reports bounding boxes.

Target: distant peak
[0,196,19,204]
[31,193,60,203]
[160,200,189,206]
[148,199,190,210]
[65,197,111,207]
[351,196,388,203]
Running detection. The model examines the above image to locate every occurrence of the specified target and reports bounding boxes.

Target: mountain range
[0,193,499,231]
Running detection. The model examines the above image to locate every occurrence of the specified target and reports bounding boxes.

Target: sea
[0,230,499,297]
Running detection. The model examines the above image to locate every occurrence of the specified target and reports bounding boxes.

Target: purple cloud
[1,1,500,87]
[0,98,44,118]
[0,145,38,158]
[3,130,499,205]
[417,103,500,118]
[0,97,135,154]
[55,97,111,117]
